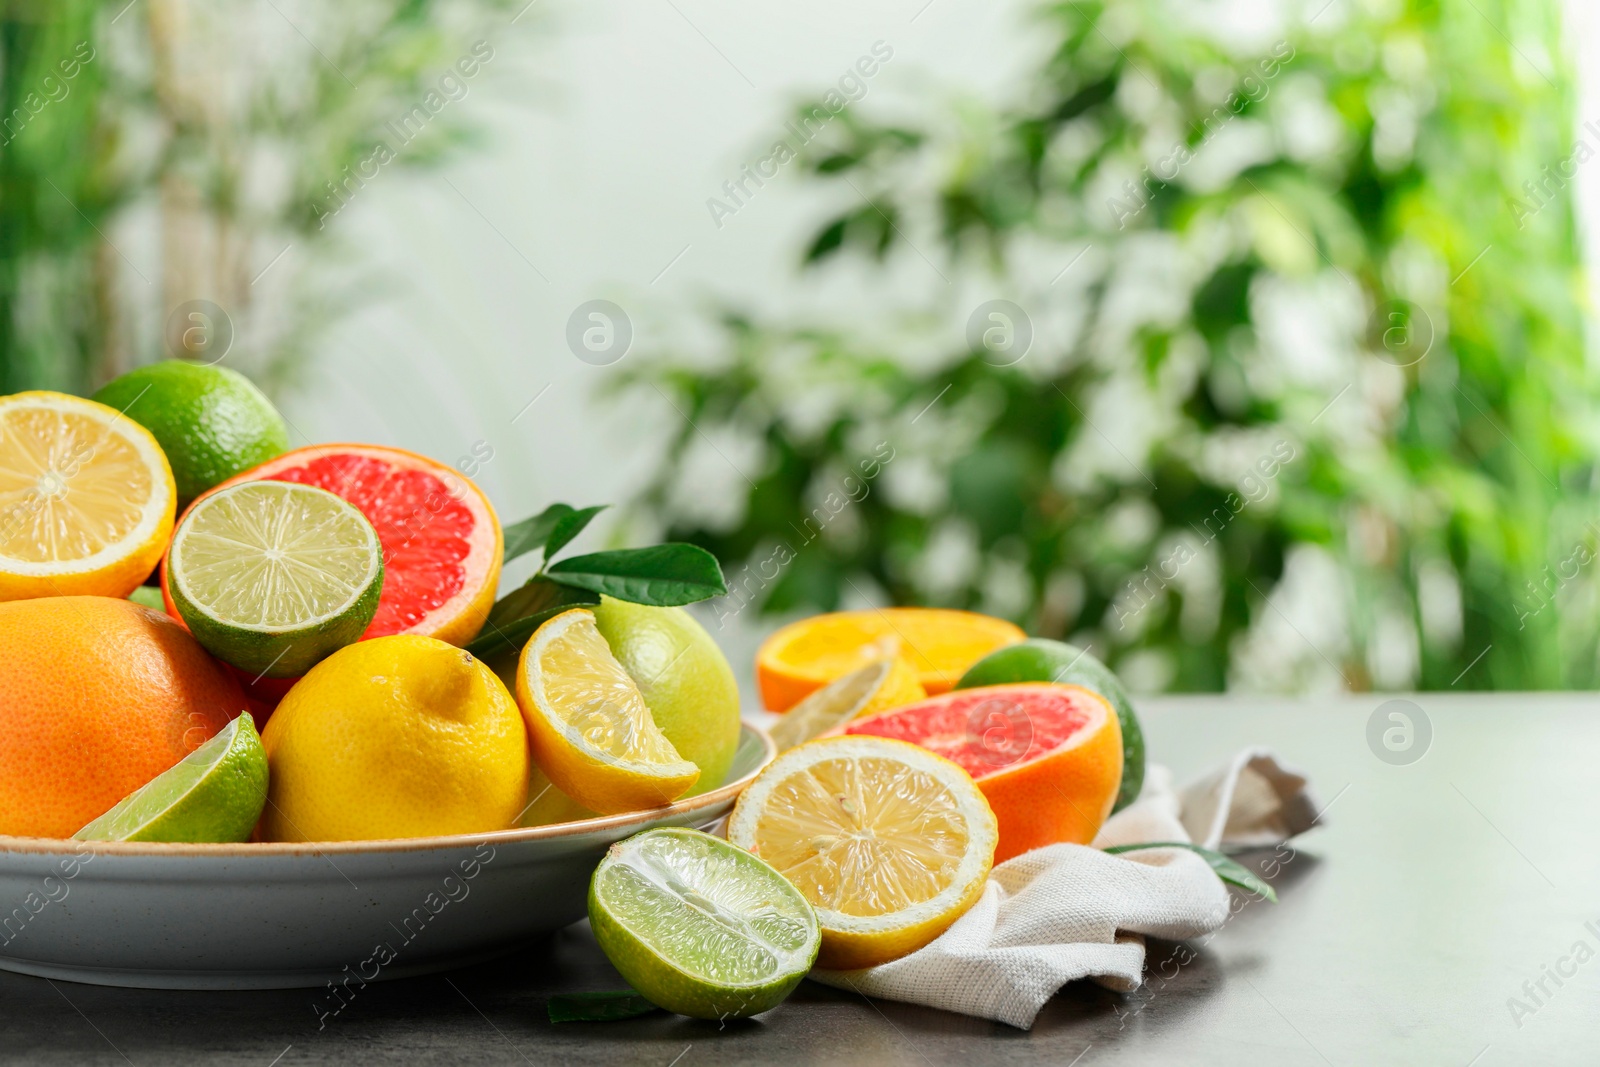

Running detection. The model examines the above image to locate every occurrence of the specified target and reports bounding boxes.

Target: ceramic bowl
[0,724,773,991]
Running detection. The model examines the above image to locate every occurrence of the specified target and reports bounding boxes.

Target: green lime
[591,598,742,795]
[93,361,289,508]
[168,481,383,677]
[588,827,820,1020]
[127,585,165,611]
[74,713,268,842]
[956,638,1146,813]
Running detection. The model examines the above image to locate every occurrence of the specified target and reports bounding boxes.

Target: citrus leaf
[547,990,661,1023]
[1103,841,1278,903]
[465,576,599,658]
[544,505,609,560]
[547,544,727,606]
[503,504,576,564]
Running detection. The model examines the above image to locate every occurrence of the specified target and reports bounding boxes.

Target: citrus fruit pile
[0,362,1163,1025]
[0,364,740,848]
[580,612,1152,1019]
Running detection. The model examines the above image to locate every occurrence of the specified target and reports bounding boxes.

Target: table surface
[2,693,1591,1066]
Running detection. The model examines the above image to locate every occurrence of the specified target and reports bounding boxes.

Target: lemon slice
[768,657,926,752]
[726,734,998,969]
[515,608,699,815]
[168,481,384,677]
[0,391,175,601]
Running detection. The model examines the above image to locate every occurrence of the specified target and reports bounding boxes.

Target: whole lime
[592,597,741,796]
[93,361,289,507]
[956,638,1145,813]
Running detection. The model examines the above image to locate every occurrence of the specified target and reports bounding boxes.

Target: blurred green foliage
[625,0,1596,691]
[2,0,520,397]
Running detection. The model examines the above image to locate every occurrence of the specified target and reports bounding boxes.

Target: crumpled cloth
[807,748,1320,1029]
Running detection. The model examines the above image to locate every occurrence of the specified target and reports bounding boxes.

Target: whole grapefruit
[0,597,247,839]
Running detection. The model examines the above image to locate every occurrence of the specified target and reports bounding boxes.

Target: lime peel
[588,827,819,1020]
[74,714,268,843]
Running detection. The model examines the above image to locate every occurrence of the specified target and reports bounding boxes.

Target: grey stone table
[1,694,1591,1065]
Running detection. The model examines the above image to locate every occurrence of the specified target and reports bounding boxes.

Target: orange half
[756,608,1025,712]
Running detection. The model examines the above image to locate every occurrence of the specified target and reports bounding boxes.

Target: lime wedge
[588,827,819,1020]
[168,480,383,677]
[74,714,268,843]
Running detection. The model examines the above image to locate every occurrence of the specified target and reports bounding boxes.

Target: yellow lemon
[591,596,741,795]
[0,391,176,601]
[727,734,998,969]
[260,635,529,841]
[516,608,699,815]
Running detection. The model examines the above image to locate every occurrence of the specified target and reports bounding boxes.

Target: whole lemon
[260,636,528,841]
[591,597,741,796]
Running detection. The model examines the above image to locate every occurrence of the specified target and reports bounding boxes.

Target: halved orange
[162,443,501,647]
[843,683,1122,862]
[756,608,1025,712]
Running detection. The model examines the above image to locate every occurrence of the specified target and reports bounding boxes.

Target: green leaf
[805,216,848,263]
[547,544,727,606]
[464,576,599,658]
[1103,842,1278,903]
[547,990,661,1023]
[544,505,608,560]
[502,504,576,565]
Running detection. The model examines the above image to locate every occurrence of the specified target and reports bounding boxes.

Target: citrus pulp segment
[726,735,998,969]
[756,608,1025,711]
[844,683,1123,861]
[767,657,926,752]
[167,480,383,677]
[588,827,820,1019]
[73,712,267,843]
[0,391,175,601]
[516,608,699,814]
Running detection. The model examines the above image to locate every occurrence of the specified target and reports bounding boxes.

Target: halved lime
[74,714,268,843]
[168,480,383,677]
[588,827,820,1020]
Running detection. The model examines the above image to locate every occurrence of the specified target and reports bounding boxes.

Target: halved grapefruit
[843,683,1123,862]
[161,444,501,710]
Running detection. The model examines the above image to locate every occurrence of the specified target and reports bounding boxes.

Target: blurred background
[4,0,1598,696]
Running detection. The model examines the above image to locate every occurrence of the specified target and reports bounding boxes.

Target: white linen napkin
[806,748,1320,1029]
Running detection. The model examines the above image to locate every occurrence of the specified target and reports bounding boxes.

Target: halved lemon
[726,734,998,969]
[768,656,926,752]
[0,391,176,601]
[515,608,699,814]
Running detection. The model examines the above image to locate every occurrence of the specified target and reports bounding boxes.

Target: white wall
[286,0,1037,570]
